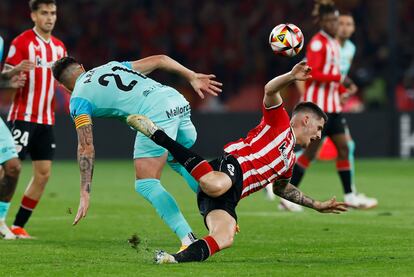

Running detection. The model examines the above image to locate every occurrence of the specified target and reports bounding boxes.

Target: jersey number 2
[98,74,137,92]
[98,66,147,92]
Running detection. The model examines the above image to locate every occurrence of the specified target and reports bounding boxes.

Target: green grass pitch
[1,159,413,276]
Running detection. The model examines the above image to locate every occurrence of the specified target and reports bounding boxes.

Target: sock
[347,140,356,192]
[336,160,352,194]
[151,130,212,181]
[135,178,193,242]
[0,201,11,221]
[168,161,199,193]
[13,196,38,228]
[181,232,197,246]
[173,236,220,262]
[290,155,311,187]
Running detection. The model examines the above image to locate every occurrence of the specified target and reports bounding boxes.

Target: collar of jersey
[32,28,51,44]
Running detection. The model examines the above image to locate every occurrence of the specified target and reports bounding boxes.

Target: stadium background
[1,1,414,275]
[1,0,414,159]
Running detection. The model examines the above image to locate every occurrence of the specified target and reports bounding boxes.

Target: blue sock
[135,178,192,241]
[168,161,199,193]
[347,139,356,192]
[0,201,11,221]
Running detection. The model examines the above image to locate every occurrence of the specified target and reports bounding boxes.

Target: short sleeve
[5,38,26,67]
[262,103,290,127]
[69,97,93,128]
[120,61,132,69]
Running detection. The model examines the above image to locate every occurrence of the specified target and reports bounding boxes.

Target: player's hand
[315,197,348,214]
[9,73,27,88]
[291,61,312,81]
[14,60,35,73]
[73,192,90,225]
[190,73,223,99]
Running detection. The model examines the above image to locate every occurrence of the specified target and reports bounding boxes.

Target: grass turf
[1,159,413,276]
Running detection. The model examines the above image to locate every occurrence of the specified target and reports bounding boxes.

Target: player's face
[302,115,324,148]
[320,12,339,37]
[31,4,57,34]
[338,15,355,40]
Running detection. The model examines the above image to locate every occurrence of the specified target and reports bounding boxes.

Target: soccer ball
[269,23,304,57]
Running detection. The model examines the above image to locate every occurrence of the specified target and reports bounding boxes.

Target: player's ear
[30,12,37,23]
[302,114,309,126]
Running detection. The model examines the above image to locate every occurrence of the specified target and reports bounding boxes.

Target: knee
[199,178,226,198]
[337,145,349,159]
[4,159,21,179]
[35,167,51,183]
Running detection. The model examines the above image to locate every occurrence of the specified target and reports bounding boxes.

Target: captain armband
[74,114,92,129]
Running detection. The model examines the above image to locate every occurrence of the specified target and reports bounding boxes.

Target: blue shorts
[0,118,18,164]
[133,88,196,160]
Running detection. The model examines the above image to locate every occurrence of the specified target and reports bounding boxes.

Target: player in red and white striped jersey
[127,61,347,264]
[288,1,377,212]
[2,0,66,238]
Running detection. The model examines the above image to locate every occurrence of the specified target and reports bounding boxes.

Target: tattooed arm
[272,179,348,213]
[73,123,95,225]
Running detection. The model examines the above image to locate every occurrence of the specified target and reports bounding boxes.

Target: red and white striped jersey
[5,29,67,125]
[302,30,342,113]
[224,103,296,199]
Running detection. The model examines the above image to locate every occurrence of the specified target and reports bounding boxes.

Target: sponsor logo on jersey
[278,142,289,170]
[35,56,54,68]
[166,104,191,119]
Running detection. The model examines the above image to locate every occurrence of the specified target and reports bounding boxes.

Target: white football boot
[344,192,378,209]
[155,250,178,264]
[0,220,16,240]
[127,114,160,138]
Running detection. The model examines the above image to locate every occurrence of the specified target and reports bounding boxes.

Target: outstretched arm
[73,122,95,225]
[130,55,222,99]
[272,180,348,214]
[263,61,312,108]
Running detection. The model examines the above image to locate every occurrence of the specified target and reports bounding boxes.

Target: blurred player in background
[0,35,27,239]
[2,0,67,238]
[286,1,377,211]
[127,61,347,264]
[52,55,221,250]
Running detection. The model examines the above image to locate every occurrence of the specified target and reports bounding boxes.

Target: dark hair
[312,0,338,21]
[52,56,79,82]
[29,0,56,11]
[292,102,328,122]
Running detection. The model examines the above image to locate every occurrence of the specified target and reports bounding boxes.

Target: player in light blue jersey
[0,36,26,239]
[52,55,222,249]
[337,13,377,208]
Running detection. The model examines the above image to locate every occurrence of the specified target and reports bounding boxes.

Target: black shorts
[197,153,243,228]
[7,120,56,161]
[322,113,348,137]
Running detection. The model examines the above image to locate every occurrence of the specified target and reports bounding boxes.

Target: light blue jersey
[70,61,171,119]
[0,36,18,164]
[70,61,196,159]
[339,39,356,77]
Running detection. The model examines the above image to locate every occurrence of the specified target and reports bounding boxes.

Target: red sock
[297,155,311,169]
[336,160,350,171]
[191,161,213,181]
[21,196,38,211]
[203,236,220,256]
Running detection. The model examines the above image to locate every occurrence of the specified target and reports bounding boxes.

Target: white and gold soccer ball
[269,23,304,57]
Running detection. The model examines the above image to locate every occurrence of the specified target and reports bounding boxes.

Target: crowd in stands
[1,0,413,112]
